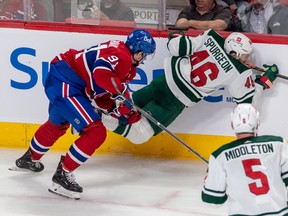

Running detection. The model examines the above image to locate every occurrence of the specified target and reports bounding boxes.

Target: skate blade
[8,166,31,172]
[48,182,81,200]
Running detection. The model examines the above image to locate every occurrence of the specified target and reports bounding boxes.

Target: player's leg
[15,71,73,172]
[103,75,185,143]
[15,104,70,172]
[48,95,106,199]
[132,83,154,108]
[146,74,185,134]
[101,78,156,143]
[102,114,155,144]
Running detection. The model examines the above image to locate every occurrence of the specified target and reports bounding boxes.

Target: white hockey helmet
[231,103,259,134]
[224,32,253,59]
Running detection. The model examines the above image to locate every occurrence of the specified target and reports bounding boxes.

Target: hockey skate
[48,156,83,200]
[15,149,44,172]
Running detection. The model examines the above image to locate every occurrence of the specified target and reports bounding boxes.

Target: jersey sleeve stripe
[281,171,288,186]
[201,190,227,204]
[233,90,255,104]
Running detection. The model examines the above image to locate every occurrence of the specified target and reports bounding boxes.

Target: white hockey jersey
[165,29,261,107]
[202,135,288,216]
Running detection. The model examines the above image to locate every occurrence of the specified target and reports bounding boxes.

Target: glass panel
[34,0,55,21]
[68,0,101,25]
[127,0,159,28]
[166,0,190,26]
[124,0,189,29]
[0,0,27,21]
[54,0,73,22]
[2,0,287,37]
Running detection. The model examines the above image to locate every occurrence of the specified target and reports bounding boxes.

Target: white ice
[1,148,227,216]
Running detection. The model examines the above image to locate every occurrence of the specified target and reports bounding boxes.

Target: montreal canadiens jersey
[165,29,257,107]
[52,40,135,99]
[202,135,288,216]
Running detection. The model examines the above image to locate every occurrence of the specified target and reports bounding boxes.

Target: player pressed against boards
[101,29,279,145]
[202,103,288,216]
[14,29,156,200]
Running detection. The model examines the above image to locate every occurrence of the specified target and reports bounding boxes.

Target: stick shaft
[276,74,288,80]
[248,64,288,80]
[131,102,208,163]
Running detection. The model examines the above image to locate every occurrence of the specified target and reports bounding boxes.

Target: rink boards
[0,122,234,161]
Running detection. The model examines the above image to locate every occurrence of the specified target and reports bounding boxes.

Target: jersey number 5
[242,158,270,195]
[190,50,219,87]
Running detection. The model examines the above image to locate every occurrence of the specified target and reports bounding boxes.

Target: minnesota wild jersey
[202,135,288,216]
[101,29,266,144]
[165,29,257,106]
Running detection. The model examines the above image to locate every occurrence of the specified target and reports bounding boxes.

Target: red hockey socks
[62,120,107,172]
[30,120,70,160]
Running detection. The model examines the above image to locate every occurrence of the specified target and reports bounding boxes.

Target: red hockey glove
[111,84,135,116]
[255,64,279,89]
[94,92,114,111]
[112,95,134,116]
[126,110,141,124]
[118,110,141,125]
[117,102,133,115]
[111,95,141,125]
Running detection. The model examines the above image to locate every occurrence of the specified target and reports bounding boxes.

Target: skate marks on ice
[0,149,228,216]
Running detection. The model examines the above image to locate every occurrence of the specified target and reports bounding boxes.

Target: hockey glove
[112,96,141,124]
[168,31,185,42]
[116,100,134,115]
[94,92,114,112]
[255,64,279,89]
[111,95,134,116]
[118,111,141,125]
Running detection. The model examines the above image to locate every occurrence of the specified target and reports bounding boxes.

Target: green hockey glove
[255,64,279,89]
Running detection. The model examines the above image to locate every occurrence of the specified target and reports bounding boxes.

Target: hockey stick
[111,78,208,164]
[247,64,288,80]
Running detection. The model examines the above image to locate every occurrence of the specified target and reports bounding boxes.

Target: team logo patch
[74,118,80,124]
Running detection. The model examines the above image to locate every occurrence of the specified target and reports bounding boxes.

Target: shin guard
[63,120,107,172]
[30,120,70,160]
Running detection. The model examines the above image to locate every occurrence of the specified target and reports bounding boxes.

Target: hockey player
[202,103,288,215]
[14,29,156,199]
[101,29,279,144]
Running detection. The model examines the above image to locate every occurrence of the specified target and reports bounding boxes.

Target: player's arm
[167,31,193,57]
[94,67,128,97]
[228,71,255,104]
[202,155,228,204]
[167,29,211,57]
[280,141,288,187]
[93,59,140,124]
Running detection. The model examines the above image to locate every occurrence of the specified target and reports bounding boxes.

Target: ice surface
[0,148,227,216]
